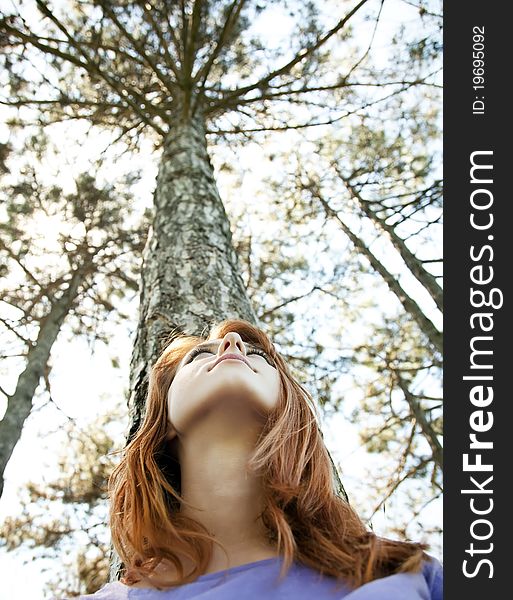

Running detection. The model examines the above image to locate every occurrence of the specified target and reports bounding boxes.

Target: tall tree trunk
[343,178,444,312]
[128,113,258,441]
[0,270,83,498]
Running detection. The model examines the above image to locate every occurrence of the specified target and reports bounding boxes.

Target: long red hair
[108,318,429,590]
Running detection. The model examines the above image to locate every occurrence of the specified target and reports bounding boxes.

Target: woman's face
[167,331,281,435]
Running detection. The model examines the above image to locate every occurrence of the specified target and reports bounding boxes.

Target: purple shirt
[71,555,443,599]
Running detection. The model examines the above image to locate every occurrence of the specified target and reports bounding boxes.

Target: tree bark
[128,112,258,441]
[0,269,83,498]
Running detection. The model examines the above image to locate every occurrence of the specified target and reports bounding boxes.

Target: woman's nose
[217,332,246,356]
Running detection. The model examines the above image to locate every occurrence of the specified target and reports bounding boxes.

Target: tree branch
[31,1,166,135]
[395,371,443,471]
[207,81,423,133]
[212,0,370,106]
[98,1,178,97]
[312,190,443,354]
[194,0,246,92]
[338,172,443,312]
[258,286,320,320]
[370,456,431,518]
[187,0,205,79]
[135,0,183,81]
[206,70,440,113]
[343,0,384,83]
[0,240,44,291]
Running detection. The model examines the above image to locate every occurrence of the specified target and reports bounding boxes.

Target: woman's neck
[177,406,277,573]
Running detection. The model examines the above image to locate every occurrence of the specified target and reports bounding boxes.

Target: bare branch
[135,0,183,81]
[0,240,44,291]
[32,1,166,135]
[370,456,431,518]
[336,172,443,312]
[258,286,320,320]
[207,69,441,113]
[0,98,123,111]
[395,371,443,470]
[194,0,246,91]
[98,1,178,97]
[398,0,443,19]
[207,82,422,134]
[213,0,371,106]
[403,490,443,530]
[307,187,443,354]
[187,0,205,78]
[0,383,11,398]
[344,0,384,80]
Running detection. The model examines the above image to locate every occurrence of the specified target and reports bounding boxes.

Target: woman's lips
[208,353,253,371]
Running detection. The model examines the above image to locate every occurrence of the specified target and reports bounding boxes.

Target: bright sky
[0,1,442,597]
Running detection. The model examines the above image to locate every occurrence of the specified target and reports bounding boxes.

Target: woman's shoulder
[421,555,443,598]
[344,555,443,600]
[61,581,129,599]
[58,556,443,599]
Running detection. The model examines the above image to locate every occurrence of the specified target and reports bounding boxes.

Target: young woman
[79,319,442,598]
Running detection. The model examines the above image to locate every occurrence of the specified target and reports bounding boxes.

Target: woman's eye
[188,350,213,362]
[248,350,275,367]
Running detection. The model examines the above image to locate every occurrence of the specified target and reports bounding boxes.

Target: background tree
[0,133,147,497]
[0,407,123,598]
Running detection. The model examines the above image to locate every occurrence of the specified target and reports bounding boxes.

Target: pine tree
[0,0,443,575]
[0,133,147,497]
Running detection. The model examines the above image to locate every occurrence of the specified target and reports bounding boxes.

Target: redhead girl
[75,319,442,599]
